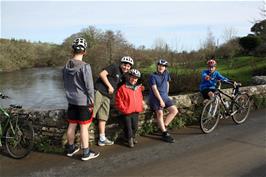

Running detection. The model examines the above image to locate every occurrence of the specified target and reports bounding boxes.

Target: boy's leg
[131,114,139,144]
[66,123,80,156]
[155,110,167,132]
[208,91,215,99]
[131,114,138,138]
[165,105,178,127]
[80,122,99,161]
[124,116,133,139]
[94,91,113,146]
[98,120,106,137]
[124,115,134,147]
[80,123,90,149]
[67,123,77,145]
[156,109,175,143]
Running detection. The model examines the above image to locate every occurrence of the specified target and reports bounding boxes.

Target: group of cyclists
[63,37,231,161]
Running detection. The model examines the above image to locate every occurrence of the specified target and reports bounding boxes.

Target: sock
[162,131,168,136]
[100,134,106,141]
[68,144,75,150]
[83,148,90,155]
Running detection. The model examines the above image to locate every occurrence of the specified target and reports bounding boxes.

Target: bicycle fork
[208,97,219,118]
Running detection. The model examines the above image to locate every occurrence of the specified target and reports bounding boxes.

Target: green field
[139,56,266,94]
[141,56,266,86]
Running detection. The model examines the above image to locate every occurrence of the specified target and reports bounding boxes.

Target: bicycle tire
[200,98,220,134]
[232,93,251,124]
[5,120,34,159]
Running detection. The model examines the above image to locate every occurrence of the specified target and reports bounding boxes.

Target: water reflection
[0,67,67,110]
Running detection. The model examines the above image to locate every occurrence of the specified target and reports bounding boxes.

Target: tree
[239,34,262,54]
[251,19,266,42]
[222,27,238,43]
[200,28,216,59]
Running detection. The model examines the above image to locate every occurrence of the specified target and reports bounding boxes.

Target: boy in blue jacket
[199,59,230,100]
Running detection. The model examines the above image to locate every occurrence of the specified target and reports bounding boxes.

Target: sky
[1,0,265,52]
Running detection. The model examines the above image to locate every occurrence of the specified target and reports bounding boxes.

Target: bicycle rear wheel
[5,120,34,159]
[232,93,251,124]
[200,98,220,134]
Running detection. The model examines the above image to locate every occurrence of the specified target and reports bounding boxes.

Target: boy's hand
[160,100,165,108]
[88,104,94,112]
[141,85,145,91]
[205,75,211,81]
[108,86,114,94]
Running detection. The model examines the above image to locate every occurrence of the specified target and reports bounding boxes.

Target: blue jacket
[199,70,229,91]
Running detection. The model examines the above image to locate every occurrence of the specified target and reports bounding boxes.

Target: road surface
[1,109,266,177]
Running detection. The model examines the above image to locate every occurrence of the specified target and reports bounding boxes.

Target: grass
[140,56,266,87]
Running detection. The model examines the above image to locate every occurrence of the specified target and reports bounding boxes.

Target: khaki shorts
[93,90,110,121]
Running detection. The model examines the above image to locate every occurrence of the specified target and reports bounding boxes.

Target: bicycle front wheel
[5,121,34,159]
[200,98,220,134]
[232,93,251,124]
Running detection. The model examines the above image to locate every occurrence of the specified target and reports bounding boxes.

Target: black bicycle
[0,93,34,159]
[200,81,251,134]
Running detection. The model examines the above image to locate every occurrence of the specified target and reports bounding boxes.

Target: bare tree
[222,27,238,43]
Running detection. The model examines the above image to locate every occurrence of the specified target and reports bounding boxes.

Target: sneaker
[98,138,114,146]
[162,132,175,143]
[66,145,80,157]
[128,138,134,148]
[81,150,100,161]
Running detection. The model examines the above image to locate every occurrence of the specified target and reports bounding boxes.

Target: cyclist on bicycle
[199,59,230,100]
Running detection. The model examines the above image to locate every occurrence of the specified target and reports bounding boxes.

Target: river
[0,67,67,110]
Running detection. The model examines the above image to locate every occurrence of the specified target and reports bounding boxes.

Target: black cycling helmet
[129,69,141,78]
[157,59,168,67]
[72,38,87,51]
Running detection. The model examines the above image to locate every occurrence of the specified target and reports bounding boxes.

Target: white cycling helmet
[72,38,87,51]
[121,56,134,65]
[129,69,141,78]
[157,59,168,67]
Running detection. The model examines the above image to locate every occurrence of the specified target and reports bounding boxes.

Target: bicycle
[0,93,34,159]
[200,81,251,134]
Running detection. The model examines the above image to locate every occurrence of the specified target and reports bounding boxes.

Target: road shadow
[170,125,203,135]
[141,132,163,142]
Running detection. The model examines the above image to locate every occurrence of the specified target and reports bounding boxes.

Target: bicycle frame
[0,106,18,142]
[214,82,243,117]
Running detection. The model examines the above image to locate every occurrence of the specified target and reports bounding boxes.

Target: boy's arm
[99,70,114,94]
[202,70,210,80]
[216,71,229,82]
[151,84,165,108]
[115,87,126,114]
[167,82,169,94]
[83,64,94,105]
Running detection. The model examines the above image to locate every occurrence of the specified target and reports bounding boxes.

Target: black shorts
[67,104,93,125]
[201,88,216,99]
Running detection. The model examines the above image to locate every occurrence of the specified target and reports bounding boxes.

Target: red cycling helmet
[207,59,217,67]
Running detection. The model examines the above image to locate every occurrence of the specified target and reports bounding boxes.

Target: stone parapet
[4,84,266,152]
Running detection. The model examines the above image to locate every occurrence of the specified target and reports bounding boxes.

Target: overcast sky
[1,0,264,51]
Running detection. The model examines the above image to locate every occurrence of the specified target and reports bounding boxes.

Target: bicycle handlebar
[217,80,241,89]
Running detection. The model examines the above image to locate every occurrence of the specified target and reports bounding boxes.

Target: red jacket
[115,83,144,115]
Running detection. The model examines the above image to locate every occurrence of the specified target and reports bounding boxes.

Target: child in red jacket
[115,69,144,148]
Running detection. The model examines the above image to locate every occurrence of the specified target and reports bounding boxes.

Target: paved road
[1,109,266,177]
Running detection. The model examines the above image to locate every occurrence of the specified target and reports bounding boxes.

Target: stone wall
[6,84,266,152]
